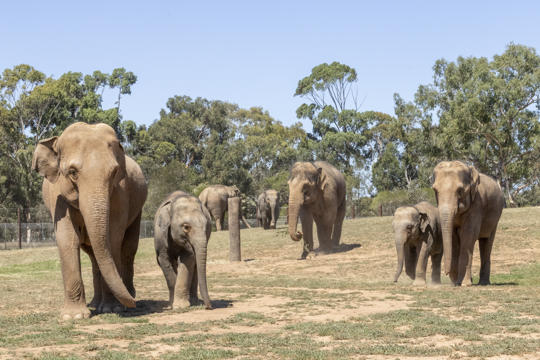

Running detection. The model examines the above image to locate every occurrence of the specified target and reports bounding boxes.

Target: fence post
[228,197,241,262]
[3,223,6,250]
[351,204,356,219]
[17,208,22,249]
[379,204,382,217]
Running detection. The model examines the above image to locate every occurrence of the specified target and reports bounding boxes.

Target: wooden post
[285,207,289,225]
[379,204,383,217]
[351,204,356,219]
[228,197,241,262]
[17,208,22,249]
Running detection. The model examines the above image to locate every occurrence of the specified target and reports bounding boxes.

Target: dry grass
[0,207,539,359]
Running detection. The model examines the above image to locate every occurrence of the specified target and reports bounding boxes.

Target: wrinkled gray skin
[154,191,213,310]
[392,202,443,286]
[32,122,147,320]
[288,161,346,259]
[256,190,280,229]
[198,185,240,231]
[432,161,504,286]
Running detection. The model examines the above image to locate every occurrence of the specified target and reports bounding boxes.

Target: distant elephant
[256,189,280,229]
[288,161,346,259]
[154,191,212,310]
[393,201,443,286]
[198,185,241,231]
[432,161,504,286]
[32,122,147,320]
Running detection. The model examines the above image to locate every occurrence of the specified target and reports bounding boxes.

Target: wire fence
[0,215,290,250]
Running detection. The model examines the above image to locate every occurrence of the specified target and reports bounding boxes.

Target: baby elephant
[392,201,443,286]
[154,191,213,310]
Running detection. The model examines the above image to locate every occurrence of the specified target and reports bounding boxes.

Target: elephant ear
[154,200,173,242]
[469,166,480,202]
[316,167,328,191]
[32,136,60,183]
[418,212,430,233]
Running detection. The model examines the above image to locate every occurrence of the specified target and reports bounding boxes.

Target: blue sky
[1,0,539,130]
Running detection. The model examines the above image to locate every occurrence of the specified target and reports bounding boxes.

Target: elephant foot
[87,296,101,309]
[98,300,125,314]
[172,298,191,309]
[299,250,315,260]
[478,279,490,286]
[412,279,427,287]
[61,304,91,320]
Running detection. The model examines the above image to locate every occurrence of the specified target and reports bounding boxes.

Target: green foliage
[409,43,540,206]
[370,187,435,216]
[0,65,138,219]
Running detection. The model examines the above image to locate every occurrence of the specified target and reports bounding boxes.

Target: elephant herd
[31,122,504,320]
[393,161,504,287]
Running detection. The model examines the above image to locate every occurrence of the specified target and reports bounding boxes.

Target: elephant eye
[182,224,191,233]
[406,224,413,230]
[457,187,464,197]
[68,167,78,182]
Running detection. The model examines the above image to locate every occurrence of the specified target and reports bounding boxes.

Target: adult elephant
[392,201,443,286]
[199,185,248,231]
[288,161,346,259]
[432,161,504,286]
[256,189,280,229]
[154,191,212,310]
[32,122,147,319]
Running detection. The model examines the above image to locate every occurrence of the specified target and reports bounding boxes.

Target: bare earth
[0,207,539,359]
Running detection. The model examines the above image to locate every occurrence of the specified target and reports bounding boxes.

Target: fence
[0,213,290,249]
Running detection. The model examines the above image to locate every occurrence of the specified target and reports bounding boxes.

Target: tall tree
[413,43,540,205]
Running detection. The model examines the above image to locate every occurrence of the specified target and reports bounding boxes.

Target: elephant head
[288,162,326,241]
[432,161,480,275]
[32,122,135,307]
[155,195,212,309]
[265,190,280,229]
[227,185,240,198]
[392,206,430,282]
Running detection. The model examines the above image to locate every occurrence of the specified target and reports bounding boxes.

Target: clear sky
[1,0,539,130]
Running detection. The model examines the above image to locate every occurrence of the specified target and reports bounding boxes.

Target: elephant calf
[154,191,213,310]
[392,201,443,286]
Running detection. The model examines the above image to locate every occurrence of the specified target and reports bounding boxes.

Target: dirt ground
[0,207,539,359]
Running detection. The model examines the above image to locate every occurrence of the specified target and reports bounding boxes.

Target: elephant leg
[478,231,495,285]
[157,251,178,307]
[174,252,196,309]
[315,221,333,254]
[121,213,141,297]
[190,263,199,304]
[412,242,429,286]
[56,214,90,320]
[331,202,346,248]
[215,215,223,231]
[449,229,460,284]
[404,244,418,280]
[430,250,443,285]
[299,209,313,259]
[81,243,102,309]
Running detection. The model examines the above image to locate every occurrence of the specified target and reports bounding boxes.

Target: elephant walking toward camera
[393,202,443,286]
[198,185,240,231]
[154,191,212,310]
[432,161,504,286]
[288,161,346,259]
[256,189,280,229]
[32,122,147,320]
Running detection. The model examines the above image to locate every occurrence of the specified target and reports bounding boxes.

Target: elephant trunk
[79,188,135,308]
[439,206,456,275]
[288,194,302,241]
[394,232,405,282]
[193,235,212,310]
